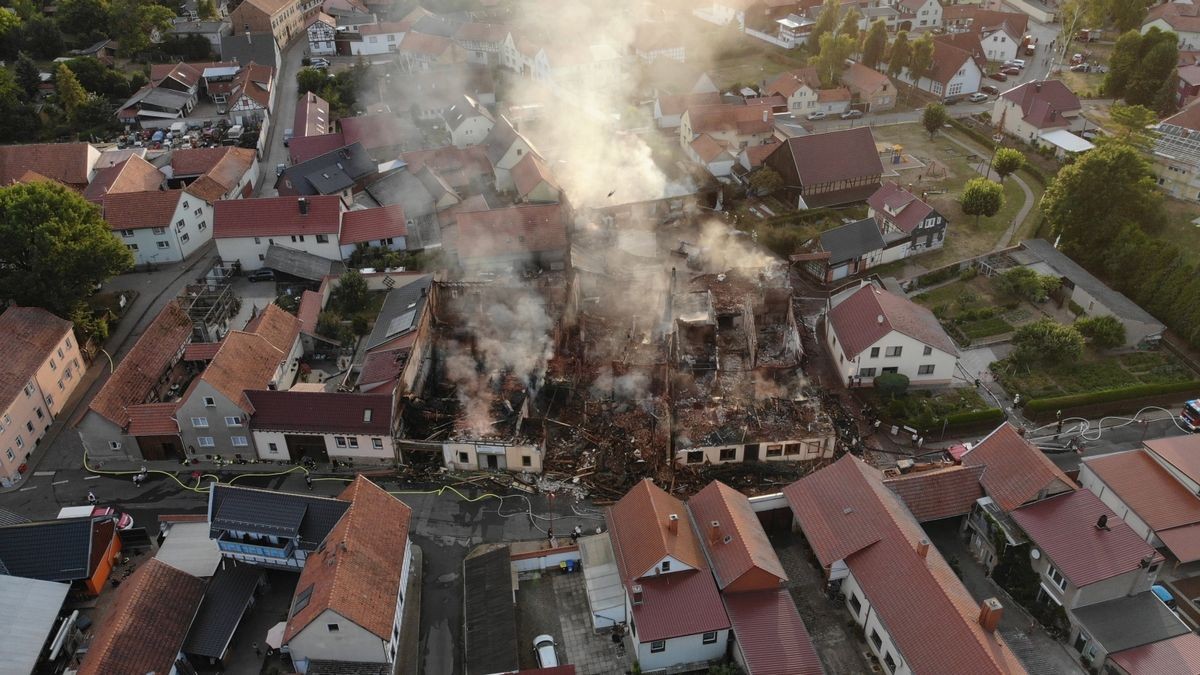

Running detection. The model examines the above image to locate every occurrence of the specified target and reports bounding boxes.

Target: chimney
[667,513,679,534]
[632,584,644,605]
[1096,514,1110,530]
[917,538,930,559]
[298,197,308,215]
[876,314,884,324]
[709,520,721,545]
[978,598,1004,633]
[1034,81,1042,93]
[762,109,769,123]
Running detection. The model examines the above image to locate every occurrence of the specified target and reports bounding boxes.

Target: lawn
[1161,196,1200,266]
[912,275,1030,344]
[872,123,1043,270]
[993,349,1197,398]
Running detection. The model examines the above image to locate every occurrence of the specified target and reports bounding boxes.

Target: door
[284,434,329,462]
[830,263,850,281]
[486,454,499,470]
[744,444,760,462]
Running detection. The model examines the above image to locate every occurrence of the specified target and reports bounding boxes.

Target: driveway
[257,38,308,197]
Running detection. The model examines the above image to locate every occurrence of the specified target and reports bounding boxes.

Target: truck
[1183,399,1200,432]
[1021,34,1038,56]
[1077,28,1102,43]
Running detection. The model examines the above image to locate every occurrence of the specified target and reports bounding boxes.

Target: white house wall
[216,233,342,270]
[841,569,914,675]
[450,115,494,148]
[1143,20,1200,49]
[835,328,958,386]
[677,436,834,467]
[288,608,388,672]
[251,429,396,461]
[631,626,730,672]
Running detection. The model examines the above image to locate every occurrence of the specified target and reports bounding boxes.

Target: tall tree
[839,7,861,42]
[886,31,910,78]
[197,0,218,19]
[109,0,174,56]
[1125,39,1179,110]
[297,67,328,95]
[57,0,111,43]
[992,148,1025,182]
[0,8,18,59]
[815,33,856,88]
[0,181,133,315]
[808,0,840,55]
[862,19,888,69]
[921,102,948,138]
[14,52,40,101]
[1040,143,1166,267]
[0,69,41,142]
[1106,102,1158,147]
[1011,319,1084,368]
[55,63,87,117]
[1110,0,1147,33]
[1103,29,1143,99]
[22,16,65,60]
[907,33,935,100]
[960,177,1004,225]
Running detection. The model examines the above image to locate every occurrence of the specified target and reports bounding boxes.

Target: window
[335,436,347,448]
[203,397,216,407]
[34,408,43,419]
[71,357,79,368]
[259,254,266,261]
[254,237,261,244]
[2,415,9,425]
[522,455,532,467]
[785,443,801,456]
[661,560,671,572]
[948,82,963,96]
[884,653,897,672]
[14,436,22,449]
[687,450,704,464]
[459,451,469,463]
[194,208,203,216]
[177,219,186,231]
[870,347,880,358]
[225,416,242,426]
[181,233,191,243]
[1047,564,1067,591]
[719,448,736,461]
[382,237,394,245]
[858,367,876,377]
[49,359,56,371]
[110,441,122,450]
[157,241,171,249]
[198,436,215,447]
[152,227,166,235]
[25,421,33,433]
[327,623,340,632]
[848,593,862,615]
[316,234,329,243]
[268,442,279,454]
[918,364,935,375]
[45,393,53,407]
[372,437,384,449]
[885,346,902,357]
[120,229,135,237]
[923,345,933,356]
[870,629,882,650]
[57,380,64,390]
[347,437,359,449]
[766,444,783,457]
[650,640,666,653]
[183,200,189,208]
[57,347,64,358]
[23,382,33,397]
[232,436,249,447]
[4,449,11,461]
[702,631,718,644]
[64,368,72,381]
[191,417,209,428]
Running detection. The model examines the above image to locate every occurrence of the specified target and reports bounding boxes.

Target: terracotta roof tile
[183,341,222,361]
[125,402,180,436]
[294,92,330,138]
[999,80,1081,130]
[828,282,958,359]
[768,127,884,188]
[1010,490,1160,588]
[0,307,72,410]
[89,301,192,427]
[741,139,780,168]
[1109,632,1200,675]
[690,133,733,163]
[284,477,412,642]
[100,189,182,230]
[784,455,1026,675]
[884,464,986,522]
[289,132,348,165]
[1086,449,1200,531]
[608,479,705,579]
[1147,2,1200,35]
[246,304,301,355]
[687,481,787,591]
[199,331,283,412]
[339,114,407,152]
[340,205,407,245]
[77,559,205,675]
[765,67,820,98]
[0,142,95,187]
[358,348,408,388]
[297,290,323,334]
[214,195,342,238]
[510,153,560,200]
[927,36,986,86]
[962,423,1077,511]
[1142,435,1200,487]
[398,31,452,56]
[172,147,234,177]
[454,204,566,260]
[397,144,492,190]
[685,102,775,136]
[83,156,164,202]
[246,391,391,434]
[842,62,892,96]
[723,589,824,675]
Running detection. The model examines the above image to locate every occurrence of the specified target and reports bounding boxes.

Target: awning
[578,533,624,630]
[1038,129,1095,154]
[265,621,287,650]
[1158,523,1200,563]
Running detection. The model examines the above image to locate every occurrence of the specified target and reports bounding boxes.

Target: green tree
[55,63,88,117]
[70,301,109,342]
[886,31,910,79]
[808,0,840,55]
[875,372,910,399]
[0,7,20,60]
[1103,29,1143,99]
[22,16,64,60]
[0,181,133,315]
[332,269,370,313]
[907,33,935,101]
[14,52,40,101]
[838,7,860,42]
[1074,315,1126,348]
[1110,0,1147,33]
[960,177,1004,225]
[109,0,174,56]
[197,0,218,19]
[1040,143,1166,267]
[1107,102,1158,147]
[992,147,1025,183]
[1011,319,1084,367]
[748,167,784,196]
[0,69,41,142]
[65,57,135,99]
[315,310,343,340]
[71,94,118,136]
[297,67,329,95]
[815,32,856,88]
[861,20,888,70]
[994,267,1059,302]
[351,314,370,336]
[57,0,111,44]
[1126,40,1179,111]
[921,103,948,138]
[1105,27,1178,110]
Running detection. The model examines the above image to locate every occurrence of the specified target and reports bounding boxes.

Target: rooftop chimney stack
[979,598,1004,633]
[763,109,769,123]
[298,197,308,215]
[917,538,930,559]
[1096,514,1109,530]
[632,584,644,605]
[877,314,884,324]
[667,513,679,534]
[710,520,721,545]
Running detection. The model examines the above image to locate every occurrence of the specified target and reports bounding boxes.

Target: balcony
[217,531,295,559]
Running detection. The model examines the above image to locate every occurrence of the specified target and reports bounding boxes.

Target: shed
[0,576,70,675]
[463,545,517,675]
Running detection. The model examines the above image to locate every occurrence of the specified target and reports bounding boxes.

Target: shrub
[1012,319,1084,367]
[1074,315,1126,349]
[331,269,369,314]
[875,372,910,399]
[994,267,1059,303]
[943,408,1006,427]
[1024,380,1200,413]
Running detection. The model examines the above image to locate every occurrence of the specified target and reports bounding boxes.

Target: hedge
[1025,380,1200,414]
[948,117,997,151]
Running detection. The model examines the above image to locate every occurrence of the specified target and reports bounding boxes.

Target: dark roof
[308,662,394,675]
[770,127,884,187]
[0,508,29,527]
[220,32,279,70]
[1071,592,1190,654]
[280,142,376,196]
[365,275,433,350]
[1020,239,1164,330]
[818,217,885,264]
[208,484,349,549]
[0,518,95,582]
[182,563,264,658]
[246,390,392,434]
[723,589,824,675]
[464,546,518,675]
[264,244,344,282]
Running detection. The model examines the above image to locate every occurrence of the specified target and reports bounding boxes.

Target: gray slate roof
[0,508,29,527]
[183,563,264,658]
[264,244,344,282]
[1018,239,1165,330]
[308,661,393,675]
[0,518,95,582]
[365,275,433,350]
[819,217,885,265]
[464,546,518,675]
[208,484,349,550]
[221,32,280,71]
[281,142,376,196]
[1072,591,1190,654]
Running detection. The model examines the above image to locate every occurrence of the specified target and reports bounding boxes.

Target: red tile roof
[1147,1,1200,35]
[100,189,182,230]
[962,423,1077,512]
[294,92,330,138]
[77,559,205,675]
[246,304,301,355]
[199,331,283,412]
[724,589,824,675]
[842,62,892,97]
[340,205,407,245]
[83,156,164,202]
[0,306,72,410]
[284,477,412,642]
[741,139,780,169]
[1144,435,1200,487]
[125,402,180,436]
[1000,80,1081,130]
[454,204,566,260]
[214,195,342,238]
[510,153,560,201]
[784,455,1026,675]
[690,133,733,163]
[297,290,323,335]
[246,390,392,434]
[828,282,958,359]
[358,348,408,389]
[867,182,937,234]
[454,21,508,42]
[686,102,775,137]
[769,127,884,188]
[687,481,787,591]
[398,144,492,190]
[929,34,987,86]
[171,146,234,177]
[1010,490,1160,588]
[89,301,192,427]
[0,142,96,187]
[1086,450,1200,532]
[883,464,986,522]
[183,341,222,361]
[1109,631,1200,675]
[398,31,452,56]
[150,61,202,88]
[765,67,821,98]
[289,132,347,164]
[625,565,729,642]
[1158,524,1200,564]
[942,6,1029,40]
[657,91,722,117]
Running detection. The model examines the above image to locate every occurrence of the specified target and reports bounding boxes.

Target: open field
[994,349,1196,398]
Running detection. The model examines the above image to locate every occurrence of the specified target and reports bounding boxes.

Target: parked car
[980,85,1000,96]
[310,58,330,69]
[1003,59,1026,69]
[248,269,276,282]
[806,111,827,121]
[1000,66,1021,76]
[533,635,559,668]
[283,128,293,146]
[840,109,864,120]
[967,92,989,103]
[276,163,286,176]
[988,72,1008,82]
[1153,584,1177,610]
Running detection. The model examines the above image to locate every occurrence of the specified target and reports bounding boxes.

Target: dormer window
[661,560,671,572]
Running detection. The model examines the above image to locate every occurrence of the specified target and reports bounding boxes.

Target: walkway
[939,131,1037,251]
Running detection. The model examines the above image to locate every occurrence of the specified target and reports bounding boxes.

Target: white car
[806,111,827,121]
[310,58,331,69]
[534,635,559,668]
[967,92,989,103]
[1004,59,1026,69]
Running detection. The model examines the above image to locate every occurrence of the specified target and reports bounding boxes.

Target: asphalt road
[256,38,308,197]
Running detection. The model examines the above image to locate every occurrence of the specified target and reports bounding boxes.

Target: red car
[1001,66,1021,76]
[988,72,1008,82]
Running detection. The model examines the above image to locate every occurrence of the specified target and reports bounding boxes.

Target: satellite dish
[1030,548,1041,560]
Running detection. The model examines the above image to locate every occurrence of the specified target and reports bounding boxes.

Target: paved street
[256,38,308,197]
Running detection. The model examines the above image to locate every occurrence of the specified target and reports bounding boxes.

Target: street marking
[18,486,36,492]
[83,475,101,480]
[51,480,69,485]
[33,471,54,477]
